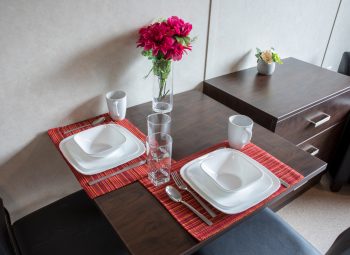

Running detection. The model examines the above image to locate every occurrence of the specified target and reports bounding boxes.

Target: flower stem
[158,78,167,100]
[152,59,171,101]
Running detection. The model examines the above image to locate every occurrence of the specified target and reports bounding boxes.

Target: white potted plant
[255,47,283,75]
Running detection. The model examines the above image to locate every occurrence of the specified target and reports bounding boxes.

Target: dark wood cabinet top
[204,58,350,121]
[95,91,326,255]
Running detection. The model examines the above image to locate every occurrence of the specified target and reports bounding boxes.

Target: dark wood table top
[95,90,326,255]
[204,58,350,121]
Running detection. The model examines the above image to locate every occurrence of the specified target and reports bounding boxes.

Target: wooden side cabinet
[203,58,350,164]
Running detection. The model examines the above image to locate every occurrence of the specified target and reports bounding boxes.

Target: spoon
[165,185,213,226]
[63,116,106,134]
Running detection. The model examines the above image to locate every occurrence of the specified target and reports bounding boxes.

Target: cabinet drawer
[298,123,344,162]
[275,90,350,144]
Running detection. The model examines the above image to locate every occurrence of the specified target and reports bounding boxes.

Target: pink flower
[167,16,192,37]
[137,22,175,56]
[137,16,193,61]
[165,43,184,60]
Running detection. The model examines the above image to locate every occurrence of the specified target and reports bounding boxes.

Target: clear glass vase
[152,62,173,113]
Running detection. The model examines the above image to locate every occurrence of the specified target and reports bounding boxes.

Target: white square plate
[59,124,145,175]
[74,124,126,157]
[200,149,263,192]
[180,148,280,214]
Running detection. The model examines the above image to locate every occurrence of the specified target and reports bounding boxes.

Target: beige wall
[0,0,209,220]
[0,0,348,220]
[205,0,340,79]
[322,0,350,71]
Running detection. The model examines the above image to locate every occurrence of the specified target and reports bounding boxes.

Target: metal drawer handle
[307,112,331,128]
[302,145,320,156]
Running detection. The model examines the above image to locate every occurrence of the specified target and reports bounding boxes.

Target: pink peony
[137,16,193,61]
[165,43,185,61]
[167,16,192,37]
[137,22,173,56]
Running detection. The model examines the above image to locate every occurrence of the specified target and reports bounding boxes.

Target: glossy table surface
[94,90,326,255]
[204,58,350,120]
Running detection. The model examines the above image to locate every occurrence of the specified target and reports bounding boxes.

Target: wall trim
[203,0,212,80]
[321,0,343,67]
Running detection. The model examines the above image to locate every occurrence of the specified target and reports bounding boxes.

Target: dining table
[51,90,327,255]
[95,90,327,255]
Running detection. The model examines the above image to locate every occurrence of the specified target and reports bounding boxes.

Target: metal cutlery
[171,172,217,218]
[88,160,146,185]
[64,116,106,134]
[279,178,290,188]
[165,185,213,226]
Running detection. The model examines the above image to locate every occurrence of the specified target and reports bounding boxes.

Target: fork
[171,172,217,218]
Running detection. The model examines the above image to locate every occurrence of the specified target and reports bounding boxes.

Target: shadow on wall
[0,30,141,220]
[0,133,81,221]
[51,29,140,124]
[62,94,106,125]
[194,82,204,91]
[230,50,253,73]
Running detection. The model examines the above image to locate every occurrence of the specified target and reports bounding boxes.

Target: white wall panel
[322,0,350,71]
[0,0,345,222]
[0,0,209,220]
[206,0,340,79]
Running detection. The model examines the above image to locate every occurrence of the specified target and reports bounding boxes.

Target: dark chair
[327,111,350,192]
[327,227,350,255]
[194,208,350,255]
[338,52,350,76]
[332,53,350,191]
[1,190,129,255]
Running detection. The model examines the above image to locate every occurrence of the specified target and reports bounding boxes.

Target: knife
[88,160,146,186]
[279,178,290,188]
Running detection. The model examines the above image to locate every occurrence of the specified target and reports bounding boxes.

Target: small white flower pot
[257,60,275,75]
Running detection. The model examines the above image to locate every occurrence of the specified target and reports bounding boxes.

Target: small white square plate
[200,149,263,192]
[59,124,145,175]
[74,125,126,157]
[180,148,280,214]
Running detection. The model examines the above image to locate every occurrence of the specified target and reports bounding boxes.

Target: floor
[277,175,350,254]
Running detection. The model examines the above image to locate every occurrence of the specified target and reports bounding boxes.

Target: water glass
[147,113,171,136]
[146,133,172,186]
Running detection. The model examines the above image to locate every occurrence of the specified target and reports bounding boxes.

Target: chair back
[0,198,17,255]
[338,52,350,76]
[326,227,350,255]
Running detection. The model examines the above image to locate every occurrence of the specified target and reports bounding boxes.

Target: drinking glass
[146,133,172,186]
[147,113,171,136]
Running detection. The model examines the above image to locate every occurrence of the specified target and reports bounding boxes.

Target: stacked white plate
[59,124,145,175]
[180,148,280,214]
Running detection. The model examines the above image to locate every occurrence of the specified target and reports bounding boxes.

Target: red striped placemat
[139,141,304,241]
[48,113,148,198]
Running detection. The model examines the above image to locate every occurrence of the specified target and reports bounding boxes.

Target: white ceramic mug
[106,90,127,121]
[228,115,253,150]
